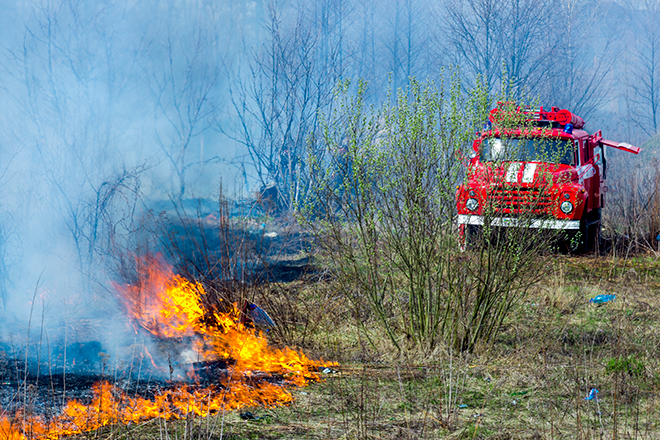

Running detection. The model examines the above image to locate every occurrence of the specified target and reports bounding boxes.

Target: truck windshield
[481,137,575,165]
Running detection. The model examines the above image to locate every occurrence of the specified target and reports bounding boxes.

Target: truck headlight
[466,198,479,212]
[560,201,573,214]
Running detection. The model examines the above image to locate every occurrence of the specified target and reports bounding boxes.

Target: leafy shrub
[300,76,561,352]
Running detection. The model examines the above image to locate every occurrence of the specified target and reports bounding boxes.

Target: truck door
[593,142,605,208]
[578,138,600,210]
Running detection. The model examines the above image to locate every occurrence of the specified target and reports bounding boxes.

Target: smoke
[0,1,229,316]
[0,0,656,364]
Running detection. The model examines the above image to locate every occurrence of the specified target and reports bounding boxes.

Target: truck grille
[488,187,554,215]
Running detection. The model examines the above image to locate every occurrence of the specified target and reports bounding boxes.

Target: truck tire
[570,209,601,254]
[585,208,602,254]
[459,224,481,251]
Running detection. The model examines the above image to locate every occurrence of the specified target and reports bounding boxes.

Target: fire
[116,254,324,385]
[118,256,207,338]
[1,381,294,439]
[0,418,25,440]
[1,254,333,439]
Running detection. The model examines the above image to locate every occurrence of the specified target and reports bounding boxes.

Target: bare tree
[500,0,555,94]
[354,0,379,83]
[0,0,149,301]
[442,0,506,90]
[228,1,341,210]
[55,165,147,298]
[0,213,14,310]
[443,0,607,105]
[147,25,222,201]
[303,0,354,78]
[383,0,429,91]
[544,0,619,120]
[0,151,20,309]
[626,0,660,136]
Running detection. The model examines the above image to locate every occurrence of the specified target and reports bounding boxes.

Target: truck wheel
[584,208,602,253]
[459,224,480,251]
[467,225,481,249]
[569,209,601,254]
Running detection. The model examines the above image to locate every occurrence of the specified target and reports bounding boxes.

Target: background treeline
[0,0,658,309]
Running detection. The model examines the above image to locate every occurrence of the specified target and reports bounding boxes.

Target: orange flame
[0,417,25,440]
[117,257,207,338]
[1,255,334,439]
[2,380,294,439]
[115,254,325,385]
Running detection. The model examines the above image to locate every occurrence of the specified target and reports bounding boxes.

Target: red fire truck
[456,104,640,252]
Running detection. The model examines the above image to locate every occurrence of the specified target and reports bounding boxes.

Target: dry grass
[19,254,660,440]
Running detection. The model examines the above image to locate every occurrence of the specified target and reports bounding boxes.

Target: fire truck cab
[456,105,640,252]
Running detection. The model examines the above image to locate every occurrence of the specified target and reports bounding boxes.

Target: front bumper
[457,214,580,230]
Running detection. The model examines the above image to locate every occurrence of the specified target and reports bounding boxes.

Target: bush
[300,76,562,353]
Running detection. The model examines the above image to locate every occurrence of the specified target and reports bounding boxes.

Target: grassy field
[57,253,660,440]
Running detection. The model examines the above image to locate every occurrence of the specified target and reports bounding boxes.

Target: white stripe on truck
[457,215,580,230]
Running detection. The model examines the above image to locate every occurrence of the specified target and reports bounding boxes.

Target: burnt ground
[0,357,173,418]
[148,204,325,295]
[0,347,286,419]
[253,255,324,283]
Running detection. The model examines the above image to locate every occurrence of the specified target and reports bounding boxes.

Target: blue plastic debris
[589,294,615,304]
[585,388,599,401]
[459,404,468,408]
[247,302,276,328]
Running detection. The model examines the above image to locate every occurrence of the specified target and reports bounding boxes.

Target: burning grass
[113,255,324,386]
[6,381,294,439]
[0,254,332,439]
